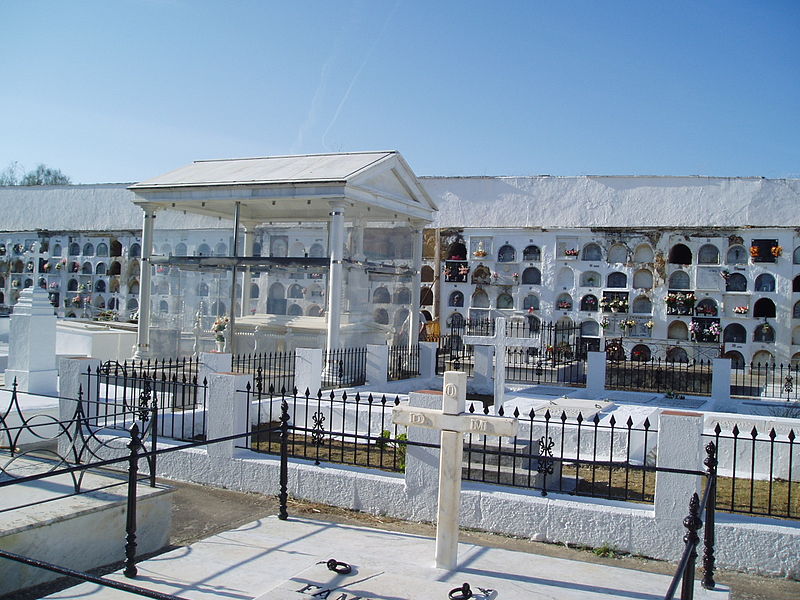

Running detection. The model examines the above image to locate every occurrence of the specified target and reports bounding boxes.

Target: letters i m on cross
[392,371,518,571]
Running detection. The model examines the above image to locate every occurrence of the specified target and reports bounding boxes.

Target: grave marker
[393,371,518,570]
[462,316,540,406]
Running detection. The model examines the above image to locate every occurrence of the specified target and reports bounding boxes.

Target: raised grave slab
[256,561,498,600]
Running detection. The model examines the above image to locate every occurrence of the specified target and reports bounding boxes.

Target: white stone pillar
[404,389,442,521]
[710,357,732,410]
[471,346,494,395]
[408,222,424,351]
[206,371,250,460]
[587,351,607,396]
[6,288,58,395]
[198,351,232,386]
[655,410,704,523]
[134,207,157,359]
[239,226,256,317]
[294,347,323,395]
[325,200,347,350]
[366,343,389,386]
[418,341,438,380]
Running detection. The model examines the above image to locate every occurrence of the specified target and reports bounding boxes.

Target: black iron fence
[0,384,289,597]
[239,387,408,472]
[322,346,367,389]
[664,447,718,600]
[704,420,798,519]
[462,405,657,502]
[730,362,799,402]
[232,350,296,395]
[387,344,420,381]
[606,358,714,396]
[86,362,207,441]
[436,318,587,387]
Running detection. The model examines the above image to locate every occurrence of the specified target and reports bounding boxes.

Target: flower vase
[215,340,225,352]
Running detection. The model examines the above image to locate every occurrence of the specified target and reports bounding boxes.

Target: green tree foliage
[0,162,71,185]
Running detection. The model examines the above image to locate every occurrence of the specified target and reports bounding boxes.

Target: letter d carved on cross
[409,412,425,424]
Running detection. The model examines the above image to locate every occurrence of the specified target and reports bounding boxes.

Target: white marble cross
[392,371,518,570]
[462,316,540,406]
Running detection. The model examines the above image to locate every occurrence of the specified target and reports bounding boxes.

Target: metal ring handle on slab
[325,559,352,575]
[448,582,473,600]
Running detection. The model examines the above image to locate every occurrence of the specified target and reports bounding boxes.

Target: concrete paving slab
[46,516,728,600]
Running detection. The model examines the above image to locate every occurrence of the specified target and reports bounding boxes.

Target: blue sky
[1,1,798,183]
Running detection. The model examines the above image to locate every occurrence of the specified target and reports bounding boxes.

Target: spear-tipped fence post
[279,399,290,520]
[124,423,143,578]
[702,441,717,590]
[681,492,702,600]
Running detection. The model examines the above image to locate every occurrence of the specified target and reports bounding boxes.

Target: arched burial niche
[606,272,627,288]
[521,267,541,285]
[632,244,654,263]
[581,243,602,261]
[448,290,464,307]
[752,298,776,318]
[668,270,690,290]
[727,245,747,265]
[523,245,540,261]
[497,244,516,262]
[753,324,774,344]
[447,241,467,260]
[667,320,688,340]
[556,267,574,289]
[725,273,747,292]
[754,274,775,292]
[632,269,653,290]
[607,244,627,264]
[723,350,745,369]
[723,323,746,343]
[697,244,720,265]
[471,288,490,308]
[580,271,600,287]
[669,244,692,264]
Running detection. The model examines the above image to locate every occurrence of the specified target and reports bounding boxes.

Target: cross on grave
[392,371,518,570]
[462,316,540,406]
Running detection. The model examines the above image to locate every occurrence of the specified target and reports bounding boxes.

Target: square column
[134,207,157,359]
[325,200,347,350]
[408,221,424,351]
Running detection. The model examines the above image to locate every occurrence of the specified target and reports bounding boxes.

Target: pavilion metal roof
[129,151,436,225]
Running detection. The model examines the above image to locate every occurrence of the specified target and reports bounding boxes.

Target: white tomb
[5,288,57,396]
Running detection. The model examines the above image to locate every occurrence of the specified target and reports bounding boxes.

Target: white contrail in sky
[322,0,401,151]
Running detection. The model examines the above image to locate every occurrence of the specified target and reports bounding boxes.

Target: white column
[655,410,704,522]
[294,347,323,395]
[587,351,607,396]
[366,343,389,386]
[710,357,732,410]
[408,222,424,351]
[134,207,156,359]
[239,226,256,317]
[325,200,347,350]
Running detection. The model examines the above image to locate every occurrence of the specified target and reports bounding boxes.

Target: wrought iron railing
[239,387,407,472]
[387,344,420,381]
[232,350,296,395]
[704,420,798,519]
[606,358,713,396]
[322,347,367,389]
[86,362,207,441]
[730,362,799,402]
[664,444,718,599]
[461,404,657,502]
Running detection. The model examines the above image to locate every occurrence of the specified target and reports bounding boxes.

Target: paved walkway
[47,515,728,600]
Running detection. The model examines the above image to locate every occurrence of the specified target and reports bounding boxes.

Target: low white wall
[55,322,137,363]
[149,442,799,579]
